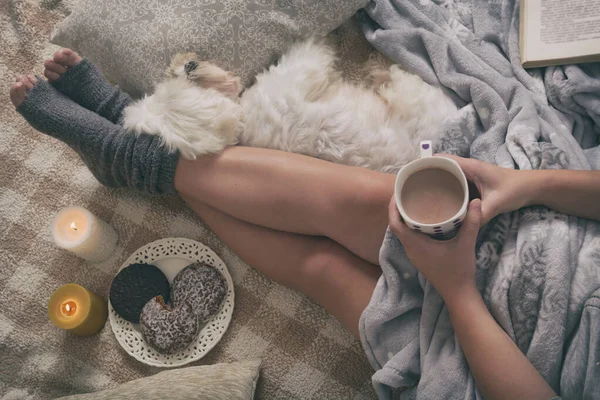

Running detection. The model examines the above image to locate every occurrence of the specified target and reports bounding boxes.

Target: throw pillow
[51,0,368,97]
[56,359,261,400]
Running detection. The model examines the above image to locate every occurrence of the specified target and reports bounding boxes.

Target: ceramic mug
[394,141,469,239]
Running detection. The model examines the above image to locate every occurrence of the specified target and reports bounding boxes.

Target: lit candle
[51,206,118,263]
[48,284,108,336]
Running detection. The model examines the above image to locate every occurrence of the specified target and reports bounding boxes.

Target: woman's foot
[42,48,133,123]
[9,74,38,107]
[43,49,83,82]
[11,75,178,195]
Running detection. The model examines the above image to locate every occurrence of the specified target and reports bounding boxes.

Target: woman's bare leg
[176,147,395,265]
[10,49,390,264]
[185,198,380,337]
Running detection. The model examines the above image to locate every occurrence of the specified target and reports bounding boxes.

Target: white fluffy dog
[123,38,457,173]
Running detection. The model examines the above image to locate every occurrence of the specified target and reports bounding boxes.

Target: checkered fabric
[0,1,379,399]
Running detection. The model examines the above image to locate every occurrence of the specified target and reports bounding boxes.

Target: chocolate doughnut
[109,263,170,323]
[172,263,227,323]
[139,296,199,354]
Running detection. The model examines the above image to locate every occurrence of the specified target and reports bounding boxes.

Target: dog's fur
[123,38,458,173]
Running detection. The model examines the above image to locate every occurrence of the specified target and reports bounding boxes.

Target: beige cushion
[51,0,367,97]
[56,359,261,400]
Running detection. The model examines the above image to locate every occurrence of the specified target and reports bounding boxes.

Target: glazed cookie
[109,263,170,323]
[172,263,227,323]
[140,296,199,354]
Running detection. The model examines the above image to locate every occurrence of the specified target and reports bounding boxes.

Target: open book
[520,0,600,68]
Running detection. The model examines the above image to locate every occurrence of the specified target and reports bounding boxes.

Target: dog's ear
[189,63,242,99]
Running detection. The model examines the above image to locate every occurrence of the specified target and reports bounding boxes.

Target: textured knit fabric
[358,1,600,399]
[16,80,178,195]
[51,58,133,124]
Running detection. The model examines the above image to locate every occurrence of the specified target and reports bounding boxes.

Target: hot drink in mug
[394,141,469,239]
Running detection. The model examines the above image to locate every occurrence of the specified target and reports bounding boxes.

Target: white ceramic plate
[108,237,234,367]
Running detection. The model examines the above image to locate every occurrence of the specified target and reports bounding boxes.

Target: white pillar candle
[51,207,118,263]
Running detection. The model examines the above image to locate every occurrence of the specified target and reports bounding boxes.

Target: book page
[525,0,600,62]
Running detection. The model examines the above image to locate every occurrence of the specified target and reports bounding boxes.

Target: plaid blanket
[0,1,376,399]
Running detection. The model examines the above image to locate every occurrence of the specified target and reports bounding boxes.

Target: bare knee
[312,170,393,264]
[299,238,346,284]
[323,170,394,220]
[297,238,379,293]
[296,237,380,337]
[334,171,394,237]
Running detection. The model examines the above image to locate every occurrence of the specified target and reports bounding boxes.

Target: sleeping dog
[123,38,458,173]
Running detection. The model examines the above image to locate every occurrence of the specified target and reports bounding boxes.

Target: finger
[388,196,403,234]
[387,196,415,240]
[434,153,464,161]
[458,199,482,243]
[436,153,477,181]
[437,154,484,206]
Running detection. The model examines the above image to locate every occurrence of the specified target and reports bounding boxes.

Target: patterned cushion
[56,360,261,400]
[50,0,368,97]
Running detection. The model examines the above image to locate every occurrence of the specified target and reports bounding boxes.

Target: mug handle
[419,140,433,158]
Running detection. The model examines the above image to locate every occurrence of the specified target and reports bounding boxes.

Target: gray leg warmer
[16,80,178,195]
[51,59,132,124]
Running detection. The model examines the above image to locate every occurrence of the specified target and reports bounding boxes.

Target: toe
[44,68,61,82]
[53,48,83,68]
[9,82,27,107]
[44,59,68,76]
[26,75,38,86]
[19,76,34,91]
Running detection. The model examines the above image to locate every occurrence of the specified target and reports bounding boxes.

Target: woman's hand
[388,197,482,304]
[437,155,527,225]
[389,195,558,400]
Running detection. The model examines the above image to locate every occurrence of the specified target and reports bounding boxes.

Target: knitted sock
[17,80,178,195]
[51,59,132,124]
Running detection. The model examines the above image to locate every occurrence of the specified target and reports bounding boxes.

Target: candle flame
[61,300,78,317]
[70,222,77,231]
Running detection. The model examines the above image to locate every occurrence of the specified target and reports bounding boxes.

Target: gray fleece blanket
[357,1,600,399]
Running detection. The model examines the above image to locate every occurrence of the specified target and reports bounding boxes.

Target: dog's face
[166,52,242,100]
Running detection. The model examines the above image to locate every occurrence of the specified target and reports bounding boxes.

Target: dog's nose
[184,60,199,74]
